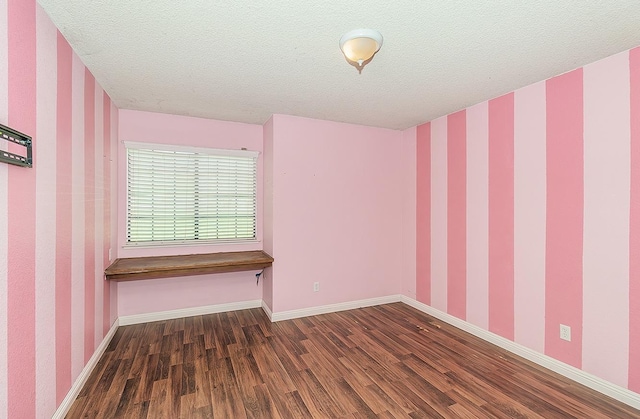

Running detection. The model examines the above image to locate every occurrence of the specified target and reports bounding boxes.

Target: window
[125,141,258,246]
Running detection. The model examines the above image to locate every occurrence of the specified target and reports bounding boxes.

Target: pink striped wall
[35,6,57,415]
[416,47,640,392]
[0,1,118,417]
[7,2,37,418]
[0,0,8,414]
[488,93,515,340]
[447,111,466,319]
[401,126,417,299]
[55,31,73,404]
[430,117,448,312]
[513,81,546,353]
[582,52,630,386]
[83,70,96,364]
[545,69,584,367]
[465,102,489,330]
[416,123,431,304]
[630,46,640,394]
[103,94,111,336]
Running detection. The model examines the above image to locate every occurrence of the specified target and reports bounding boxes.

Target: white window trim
[124,140,260,159]
[122,237,261,249]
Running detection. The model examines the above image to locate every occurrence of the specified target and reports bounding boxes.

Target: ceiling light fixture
[339,29,383,72]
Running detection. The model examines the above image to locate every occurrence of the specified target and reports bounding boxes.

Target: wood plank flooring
[66,303,640,418]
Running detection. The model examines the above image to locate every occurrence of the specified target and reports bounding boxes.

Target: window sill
[121,239,261,250]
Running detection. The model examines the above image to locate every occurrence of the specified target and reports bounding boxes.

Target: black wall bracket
[0,123,32,168]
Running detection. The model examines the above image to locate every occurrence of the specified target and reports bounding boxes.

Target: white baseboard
[261,300,273,319]
[52,319,120,419]
[269,294,402,322]
[401,296,640,410]
[119,299,263,326]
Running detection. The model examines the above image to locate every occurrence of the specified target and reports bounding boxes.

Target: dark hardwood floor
[66,303,640,418]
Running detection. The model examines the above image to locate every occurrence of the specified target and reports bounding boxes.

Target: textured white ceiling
[37,1,640,130]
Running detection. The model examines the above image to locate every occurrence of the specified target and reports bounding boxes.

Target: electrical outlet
[560,324,571,341]
[313,282,320,292]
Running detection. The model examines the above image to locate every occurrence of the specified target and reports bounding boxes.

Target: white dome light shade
[339,29,383,67]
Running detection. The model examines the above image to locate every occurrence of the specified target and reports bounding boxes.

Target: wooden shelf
[104,250,274,282]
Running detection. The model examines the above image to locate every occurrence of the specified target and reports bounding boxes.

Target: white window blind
[125,142,258,245]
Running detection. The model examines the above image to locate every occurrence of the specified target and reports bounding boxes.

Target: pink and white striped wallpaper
[0,1,118,417]
[417,47,640,392]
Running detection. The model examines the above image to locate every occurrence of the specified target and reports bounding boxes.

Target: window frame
[123,140,260,248]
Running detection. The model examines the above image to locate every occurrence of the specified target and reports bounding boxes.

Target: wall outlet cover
[560,324,571,341]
